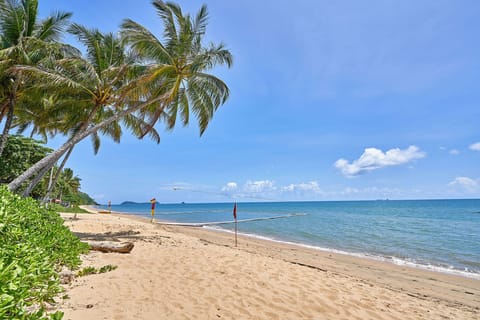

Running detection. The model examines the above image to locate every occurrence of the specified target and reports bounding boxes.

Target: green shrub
[0,186,89,319]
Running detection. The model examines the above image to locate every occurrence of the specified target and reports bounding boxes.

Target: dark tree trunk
[0,101,15,157]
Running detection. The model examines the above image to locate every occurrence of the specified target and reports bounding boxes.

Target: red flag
[233,202,237,220]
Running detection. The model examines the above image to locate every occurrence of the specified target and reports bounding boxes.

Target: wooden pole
[233,202,238,247]
[235,218,237,247]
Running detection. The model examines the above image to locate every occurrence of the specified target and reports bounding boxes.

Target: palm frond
[121,18,172,63]
[24,0,38,37]
[152,0,178,44]
[0,0,26,46]
[192,4,208,37]
[68,23,105,74]
[91,132,101,154]
[35,10,72,42]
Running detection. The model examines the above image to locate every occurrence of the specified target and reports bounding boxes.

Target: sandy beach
[56,208,480,320]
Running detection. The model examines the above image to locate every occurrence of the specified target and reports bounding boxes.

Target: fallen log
[86,241,134,253]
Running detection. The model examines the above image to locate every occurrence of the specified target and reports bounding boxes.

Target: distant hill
[78,192,97,205]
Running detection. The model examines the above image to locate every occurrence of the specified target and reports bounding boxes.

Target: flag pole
[233,202,237,247]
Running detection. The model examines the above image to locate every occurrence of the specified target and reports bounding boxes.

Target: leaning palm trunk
[42,145,75,202]
[20,87,124,196]
[8,96,166,192]
[21,157,57,197]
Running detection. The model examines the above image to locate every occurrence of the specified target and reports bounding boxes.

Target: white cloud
[221,182,238,192]
[335,145,426,177]
[448,177,478,192]
[469,142,480,151]
[282,181,323,194]
[449,149,460,155]
[243,180,276,193]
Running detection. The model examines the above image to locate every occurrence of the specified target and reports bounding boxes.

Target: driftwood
[86,241,134,253]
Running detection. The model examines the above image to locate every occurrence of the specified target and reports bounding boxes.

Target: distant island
[120,201,160,205]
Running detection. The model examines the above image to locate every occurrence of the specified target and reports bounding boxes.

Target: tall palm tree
[0,0,73,156]
[122,0,232,136]
[8,0,232,192]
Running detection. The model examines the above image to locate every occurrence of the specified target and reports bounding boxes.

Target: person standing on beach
[150,198,156,222]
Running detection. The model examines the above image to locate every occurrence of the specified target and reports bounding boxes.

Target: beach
[56,208,480,320]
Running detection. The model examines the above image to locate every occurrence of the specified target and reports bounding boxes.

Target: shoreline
[204,225,480,281]
[83,205,480,281]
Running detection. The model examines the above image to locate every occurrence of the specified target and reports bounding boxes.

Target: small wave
[155,213,307,227]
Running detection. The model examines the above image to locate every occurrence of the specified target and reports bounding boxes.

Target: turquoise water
[101,199,480,278]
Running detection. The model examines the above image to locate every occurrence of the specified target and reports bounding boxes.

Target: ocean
[99,199,480,279]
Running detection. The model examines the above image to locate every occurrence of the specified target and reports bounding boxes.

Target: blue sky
[39,0,480,203]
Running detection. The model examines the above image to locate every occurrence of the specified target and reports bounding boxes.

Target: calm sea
[99,199,480,279]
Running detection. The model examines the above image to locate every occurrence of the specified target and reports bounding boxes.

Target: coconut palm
[15,25,162,196]
[8,0,232,192]
[0,0,73,156]
[121,0,232,136]
[49,167,80,202]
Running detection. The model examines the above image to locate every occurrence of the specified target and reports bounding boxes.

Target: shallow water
[101,199,480,278]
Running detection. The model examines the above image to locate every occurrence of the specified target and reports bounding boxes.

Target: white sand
[56,209,480,320]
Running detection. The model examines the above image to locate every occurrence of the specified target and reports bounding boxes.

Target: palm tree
[8,0,232,192]
[54,168,80,201]
[15,25,162,196]
[121,0,232,136]
[0,0,73,156]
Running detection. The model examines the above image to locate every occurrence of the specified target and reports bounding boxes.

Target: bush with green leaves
[0,186,89,319]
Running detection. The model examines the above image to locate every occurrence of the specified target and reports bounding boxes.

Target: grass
[49,203,89,214]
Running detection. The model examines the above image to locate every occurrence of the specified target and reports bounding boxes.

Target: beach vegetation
[76,264,117,277]
[98,264,117,273]
[0,186,89,319]
[76,266,97,277]
[49,203,88,214]
[0,135,52,185]
[0,135,95,205]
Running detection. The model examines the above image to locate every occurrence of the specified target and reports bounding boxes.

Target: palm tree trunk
[0,99,15,157]
[23,102,101,196]
[25,102,105,196]
[42,145,74,202]
[8,95,166,192]
[0,76,21,157]
[21,159,56,197]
